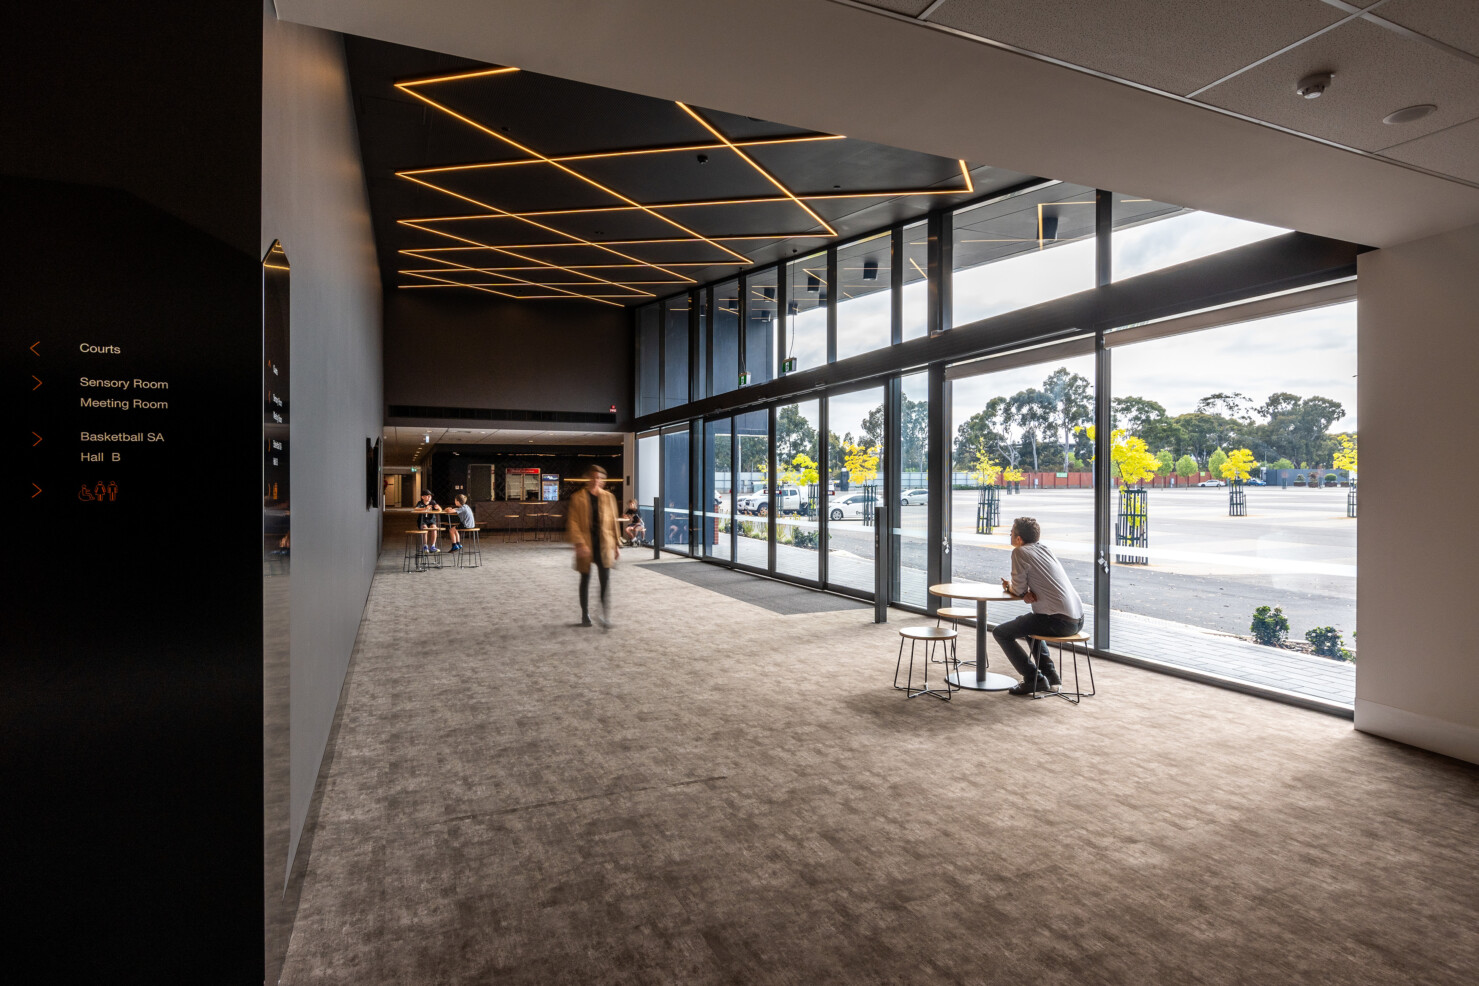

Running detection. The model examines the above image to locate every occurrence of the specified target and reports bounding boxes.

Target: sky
[790,209,1357,437]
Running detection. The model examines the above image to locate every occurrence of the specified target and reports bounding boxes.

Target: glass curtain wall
[661,426,690,553]
[712,279,740,397]
[662,295,690,410]
[1106,302,1357,688]
[734,409,770,569]
[1113,198,1285,281]
[826,386,886,595]
[637,304,660,417]
[636,432,659,542]
[895,371,929,607]
[901,221,928,341]
[745,268,778,386]
[774,399,822,582]
[836,233,892,360]
[784,254,827,373]
[704,417,733,561]
[948,354,1097,620]
[952,182,1096,326]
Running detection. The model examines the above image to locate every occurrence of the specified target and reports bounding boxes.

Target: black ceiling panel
[346,35,1042,305]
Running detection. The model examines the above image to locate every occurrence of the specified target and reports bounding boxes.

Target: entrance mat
[638,560,868,615]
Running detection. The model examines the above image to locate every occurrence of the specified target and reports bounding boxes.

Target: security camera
[696,153,709,164]
[1296,72,1334,99]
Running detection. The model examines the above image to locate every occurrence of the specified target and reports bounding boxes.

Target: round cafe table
[929,582,1020,692]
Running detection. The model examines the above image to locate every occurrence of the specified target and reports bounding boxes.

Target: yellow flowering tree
[780,453,820,488]
[1003,466,1025,485]
[1081,426,1159,485]
[843,442,880,484]
[1219,447,1257,483]
[971,445,1001,487]
[1333,434,1357,477]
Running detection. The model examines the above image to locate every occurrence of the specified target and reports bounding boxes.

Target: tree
[970,445,1000,488]
[858,402,885,452]
[1208,447,1229,478]
[1220,448,1257,483]
[1333,433,1357,476]
[1269,457,1294,470]
[1003,466,1025,485]
[1042,367,1092,469]
[1197,392,1255,421]
[780,453,820,488]
[843,442,880,484]
[1256,392,1346,467]
[775,405,817,464]
[1112,395,1168,434]
[1155,449,1174,480]
[1010,387,1055,472]
[900,397,928,473]
[1174,411,1244,464]
[1083,425,1159,485]
[1175,454,1198,482]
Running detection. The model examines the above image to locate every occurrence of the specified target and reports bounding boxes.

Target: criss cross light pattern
[392,65,975,304]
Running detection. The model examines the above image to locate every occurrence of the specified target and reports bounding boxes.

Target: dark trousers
[992,612,1084,679]
[578,564,610,619]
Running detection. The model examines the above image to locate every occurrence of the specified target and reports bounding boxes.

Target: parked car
[829,492,877,521]
[736,487,802,516]
[900,488,929,506]
[1196,479,1225,487]
[1245,478,1267,486]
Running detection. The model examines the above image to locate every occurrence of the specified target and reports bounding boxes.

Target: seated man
[413,488,443,552]
[621,499,645,546]
[446,494,475,551]
[992,516,1084,696]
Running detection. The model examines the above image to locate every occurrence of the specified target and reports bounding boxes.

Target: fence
[1115,488,1148,564]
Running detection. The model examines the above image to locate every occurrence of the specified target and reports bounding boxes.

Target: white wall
[1356,222,1479,764]
[262,6,384,862]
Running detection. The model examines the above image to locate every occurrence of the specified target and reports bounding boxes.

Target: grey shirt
[453,504,475,529]
[1008,541,1084,620]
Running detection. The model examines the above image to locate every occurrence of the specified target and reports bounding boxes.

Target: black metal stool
[1026,630,1094,704]
[403,529,430,572]
[453,527,482,568]
[936,606,981,667]
[894,626,958,701]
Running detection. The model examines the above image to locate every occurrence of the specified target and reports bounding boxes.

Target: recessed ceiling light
[1295,71,1334,99]
[1383,104,1436,125]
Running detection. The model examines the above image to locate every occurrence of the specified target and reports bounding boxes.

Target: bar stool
[502,507,521,543]
[894,625,958,701]
[935,606,981,667]
[1026,630,1094,704]
[453,528,482,568]
[403,530,429,572]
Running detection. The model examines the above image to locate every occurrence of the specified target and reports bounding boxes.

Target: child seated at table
[621,499,645,546]
[447,494,475,551]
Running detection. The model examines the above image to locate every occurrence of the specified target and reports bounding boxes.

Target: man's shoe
[1042,666,1061,688]
[1009,674,1050,696]
[579,616,593,627]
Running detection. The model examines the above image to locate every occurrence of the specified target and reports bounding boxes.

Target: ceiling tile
[855,0,936,15]
[1380,117,1479,183]
[1376,0,1479,59]
[1198,18,1479,152]
[927,0,1344,95]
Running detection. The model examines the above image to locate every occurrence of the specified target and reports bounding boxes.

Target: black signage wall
[3,177,263,981]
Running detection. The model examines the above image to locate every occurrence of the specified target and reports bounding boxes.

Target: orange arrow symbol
[32,483,42,498]
[32,375,43,390]
[30,341,41,356]
[32,432,43,446]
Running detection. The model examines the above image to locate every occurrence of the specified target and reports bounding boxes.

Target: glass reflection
[952,182,1096,327]
[704,417,732,562]
[895,372,928,607]
[662,427,690,552]
[785,253,827,373]
[662,295,689,410]
[836,232,892,360]
[774,400,821,581]
[734,409,770,569]
[902,221,928,341]
[712,279,740,397]
[637,304,660,416]
[826,386,885,594]
[1112,197,1285,281]
[744,268,777,386]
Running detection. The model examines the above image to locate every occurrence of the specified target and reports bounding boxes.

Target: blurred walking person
[566,464,621,628]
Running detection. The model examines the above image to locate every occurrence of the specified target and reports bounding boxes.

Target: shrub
[1305,626,1353,661]
[1251,605,1290,647]
[793,528,826,549]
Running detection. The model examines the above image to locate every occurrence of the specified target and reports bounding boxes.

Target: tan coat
[565,488,621,573]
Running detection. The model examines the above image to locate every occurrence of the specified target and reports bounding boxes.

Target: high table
[928,582,1020,692]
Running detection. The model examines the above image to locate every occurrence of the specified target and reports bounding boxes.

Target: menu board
[542,474,560,501]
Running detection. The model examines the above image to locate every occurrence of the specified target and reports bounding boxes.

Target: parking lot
[732,486,1356,640]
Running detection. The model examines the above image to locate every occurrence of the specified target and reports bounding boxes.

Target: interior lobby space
[5,1,1479,983]
[282,540,1477,985]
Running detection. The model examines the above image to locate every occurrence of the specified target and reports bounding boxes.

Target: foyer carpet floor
[279,541,1479,986]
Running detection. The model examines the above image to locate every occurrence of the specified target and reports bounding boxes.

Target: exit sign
[780,356,797,374]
